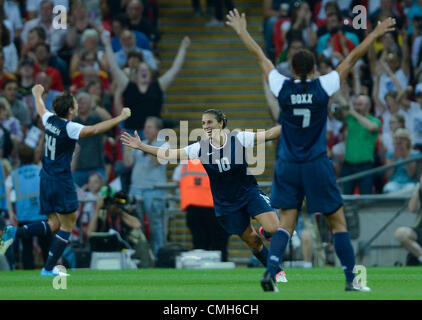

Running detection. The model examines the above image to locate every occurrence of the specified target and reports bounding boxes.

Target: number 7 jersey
[269,69,340,162]
[41,112,84,179]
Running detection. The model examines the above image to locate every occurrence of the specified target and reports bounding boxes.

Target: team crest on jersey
[290,94,313,104]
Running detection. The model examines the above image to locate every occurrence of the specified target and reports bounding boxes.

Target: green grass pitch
[1,266,421,300]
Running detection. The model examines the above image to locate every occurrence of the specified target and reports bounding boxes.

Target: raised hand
[121,130,142,149]
[32,84,44,96]
[120,107,131,120]
[373,17,396,38]
[181,36,191,49]
[226,9,247,34]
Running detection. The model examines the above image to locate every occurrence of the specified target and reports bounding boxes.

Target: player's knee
[395,227,411,243]
[245,235,263,252]
[263,225,279,236]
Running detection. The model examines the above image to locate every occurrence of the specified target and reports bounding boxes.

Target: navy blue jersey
[41,112,84,179]
[184,131,259,216]
[269,69,340,162]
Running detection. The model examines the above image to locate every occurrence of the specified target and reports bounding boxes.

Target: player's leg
[0,215,59,255]
[43,211,76,273]
[395,227,422,264]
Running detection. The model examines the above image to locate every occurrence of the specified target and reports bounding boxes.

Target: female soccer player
[121,109,287,290]
[226,9,396,291]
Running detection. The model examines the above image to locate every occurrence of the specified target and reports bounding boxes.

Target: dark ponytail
[203,108,228,128]
[292,49,315,92]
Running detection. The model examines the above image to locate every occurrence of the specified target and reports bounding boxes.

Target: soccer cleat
[275,270,288,283]
[258,226,272,241]
[261,271,279,292]
[41,266,70,277]
[345,281,371,292]
[0,226,17,255]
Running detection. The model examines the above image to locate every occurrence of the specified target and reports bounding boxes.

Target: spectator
[123,116,168,258]
[316,11,360,65]
[374,48,410,106]
[69,28,107,76]
[114,30,157,71]
[25,0,70,21]
[2,0,23,41]
[263,0,290,60]
[405,83,422,151]
[331,124,347,176]
[71,91,111,187]
[172,160,230,261]
[17,59,36,100]
[21,0,68,55]
[205,0,234,27]
[276,37,305,77]
[122,51,144,82]
[126,0,160,48]
[380,113,406,160]
[0,101,23,145]
[383,129,420,193]
[32,42,64,92]
[76,172,105,242]
[395,174,422,266]
[102,29,190,136]
[86,79,113,115]
[69,51,110,94]
[0,48,17,90]
[0,22,18,74]
[0,79,31,131]
[280,1,317,50]
[339,95,381,195]
[111,13,152,52]
[5,144,49,270]
[30,72,61,116]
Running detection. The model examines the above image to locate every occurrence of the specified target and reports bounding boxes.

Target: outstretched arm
[226,9,275,81]
[336,18,396,82]
[255,125,281,144]
[158,36,191,92]
[32,85,48,118]
[79,108,131,138]
[120,131,189,161]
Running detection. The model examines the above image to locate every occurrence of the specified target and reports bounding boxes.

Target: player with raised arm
[0,85,131,275]
[226,9,396,291]
[121,109,288,289]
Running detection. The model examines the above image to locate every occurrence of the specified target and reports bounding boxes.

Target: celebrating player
[226,8,396,291]
[0,85,131,275]
[121,109,289,287]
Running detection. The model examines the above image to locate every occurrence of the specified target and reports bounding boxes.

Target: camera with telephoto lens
[100,186,129,210]
[330,103,349,114]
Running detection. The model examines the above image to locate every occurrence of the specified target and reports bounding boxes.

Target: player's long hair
[292,49,315,92]
[52,92,75,118]
[203,109,227,129]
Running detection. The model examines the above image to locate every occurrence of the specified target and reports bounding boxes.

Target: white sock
[303,261,313,268]
[418,255,422,263]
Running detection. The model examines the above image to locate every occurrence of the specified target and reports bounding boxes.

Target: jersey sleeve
[183,142,200,160]
[66,121,85,140]
[42,112,54,126]
[237,131,255,148]
[319,71,340,97]
[268,69,288,97]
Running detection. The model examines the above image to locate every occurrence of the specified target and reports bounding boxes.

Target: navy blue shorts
[271,155,343,214]
[40,176,79,215]
[216,187,273,236]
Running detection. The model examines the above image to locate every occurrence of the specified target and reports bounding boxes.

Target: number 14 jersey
[41,112,84,179]
[269,69,340,162]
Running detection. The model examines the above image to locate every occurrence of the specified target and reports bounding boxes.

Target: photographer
[87,188,154,267]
